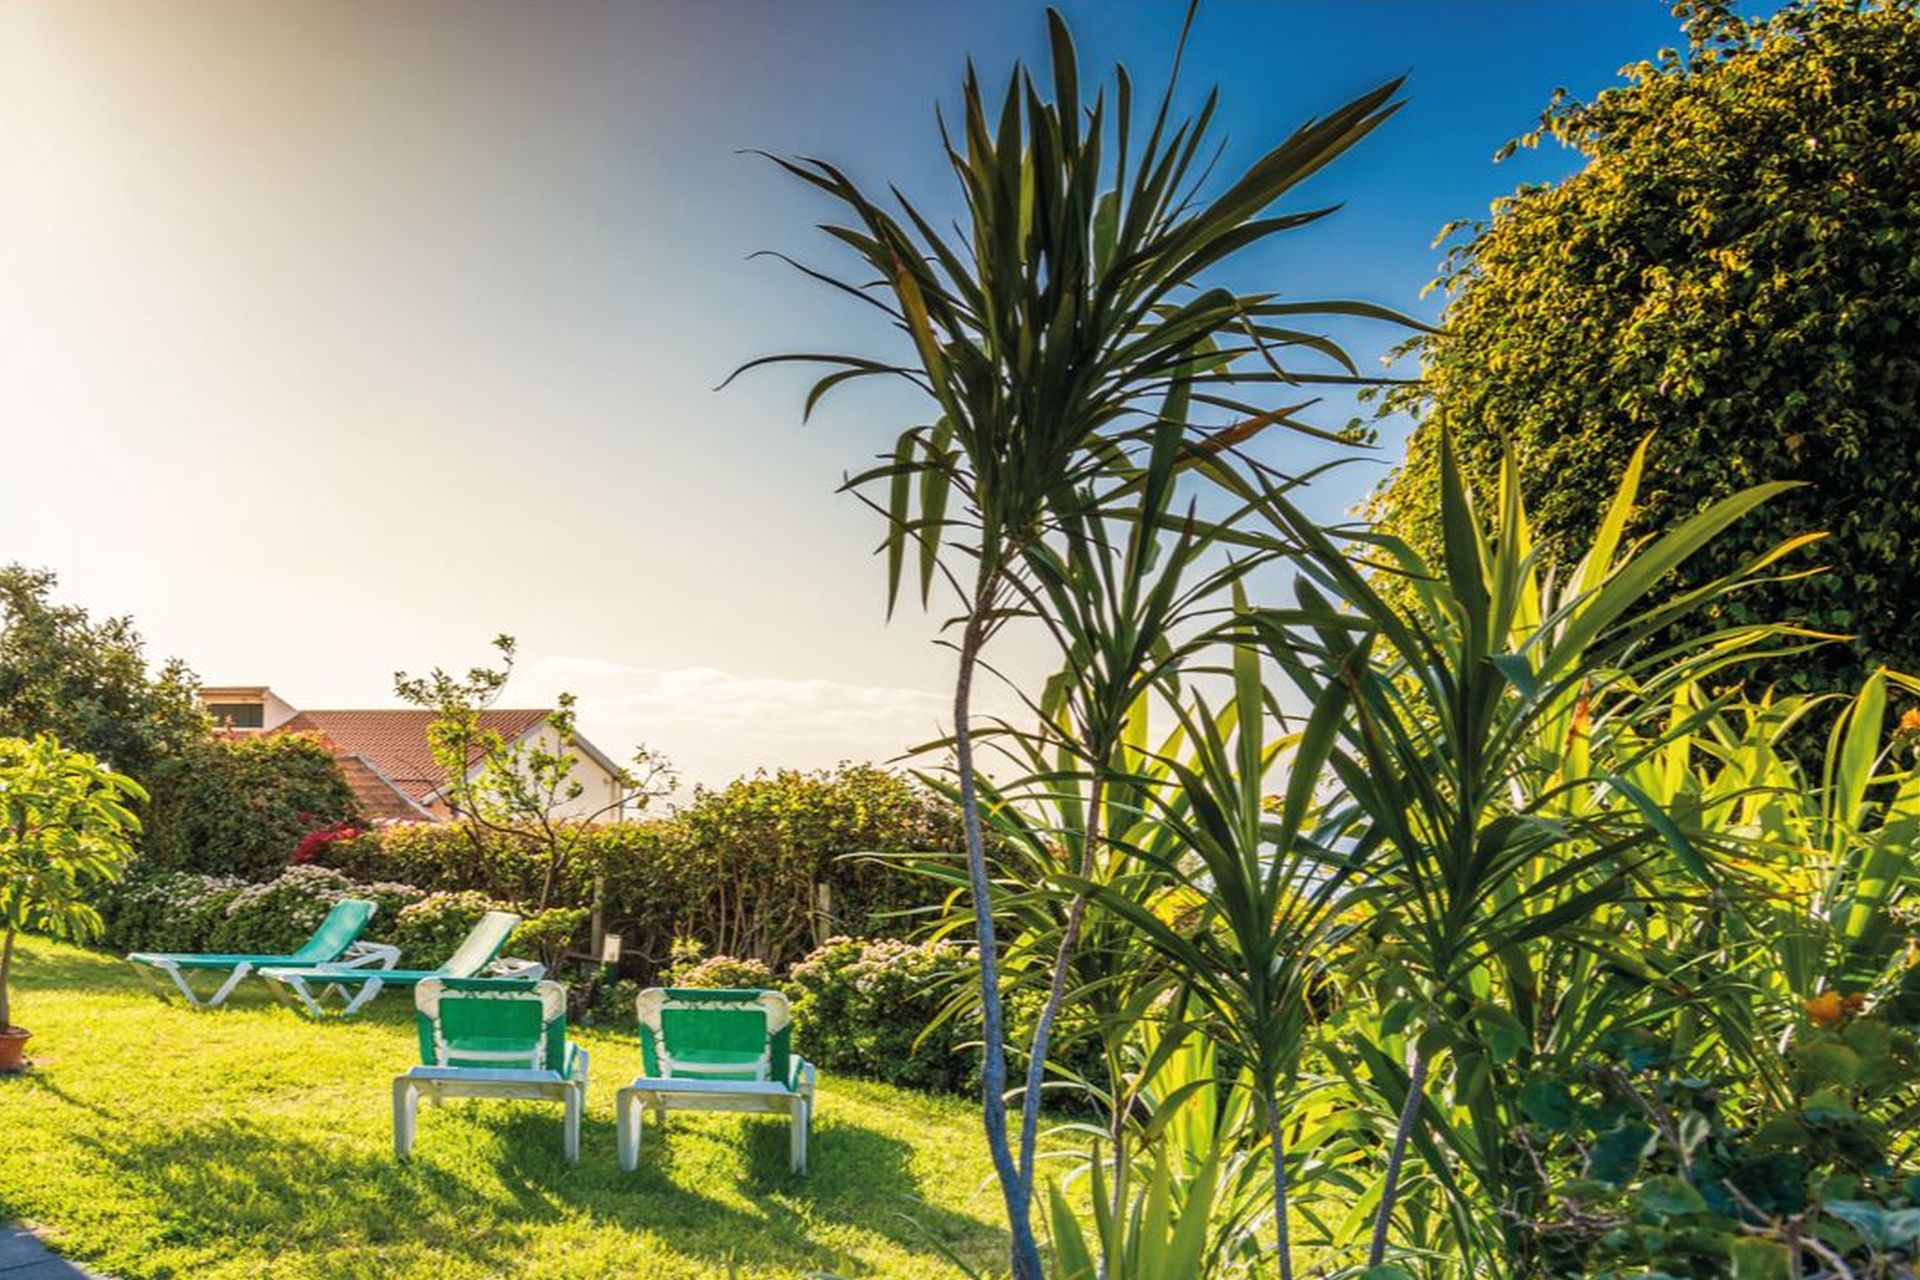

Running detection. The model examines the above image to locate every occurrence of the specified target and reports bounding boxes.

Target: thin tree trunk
[1265,1090,1296,1280]
[1017,774,1105,1197]
[1368,1046,1430,1269]
[0,924,15,1031]
[953,598,1046,1280]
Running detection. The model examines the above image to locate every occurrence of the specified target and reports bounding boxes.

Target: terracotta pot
[0,1026,29,1072]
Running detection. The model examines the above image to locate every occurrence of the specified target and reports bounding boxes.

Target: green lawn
[1,936,1011,1279]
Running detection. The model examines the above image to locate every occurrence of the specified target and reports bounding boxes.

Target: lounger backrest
[636,988,790,1083]
[415,977,567,1071]
[287,899,376,964]
[439,910,521,978]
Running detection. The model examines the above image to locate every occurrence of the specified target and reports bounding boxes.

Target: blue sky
[0,0,1728,785]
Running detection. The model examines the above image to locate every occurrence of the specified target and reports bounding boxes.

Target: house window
[207,702,265,729]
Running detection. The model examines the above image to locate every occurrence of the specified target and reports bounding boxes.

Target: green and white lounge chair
[127,898,396,1009]
[616,987,816,1175]
[392,977,589,1163]
[261,910,538,1017]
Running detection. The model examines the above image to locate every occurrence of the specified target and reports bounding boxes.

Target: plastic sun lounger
[392,977,589,1164]
[260,910,540,1017]
[127,898,396,1009]
[616,987,817,1176]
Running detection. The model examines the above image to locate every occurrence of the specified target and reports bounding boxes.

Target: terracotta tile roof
[334,753,434,823]
[279,708,550,807]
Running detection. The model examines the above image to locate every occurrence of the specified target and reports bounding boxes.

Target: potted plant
[0,734,144,1072]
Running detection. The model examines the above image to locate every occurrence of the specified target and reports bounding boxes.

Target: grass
[1,935,1013,1279]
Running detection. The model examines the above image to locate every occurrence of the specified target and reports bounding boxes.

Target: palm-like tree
[739,11,1411,1273]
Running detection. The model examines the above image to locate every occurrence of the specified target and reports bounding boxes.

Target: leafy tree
[0,565,206,781]
[0,734,145,1035]
[1369,0,1920,696]
[395,635,675,914]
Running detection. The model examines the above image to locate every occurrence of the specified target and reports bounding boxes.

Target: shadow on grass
[8,941,131,992]
[60,1103,1003,1276]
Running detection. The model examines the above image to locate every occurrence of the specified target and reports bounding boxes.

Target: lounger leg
[341,977,384,1016]
[392,1077,419,1161]
[790,1099,809,1175]
[616,1089,640,1172]
[144,961,213,1009]
[205,962,254,1009]
[564,1084,582,1164]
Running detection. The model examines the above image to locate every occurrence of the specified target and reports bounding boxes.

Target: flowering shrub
[96,864,424,954]
[390,891,515,968]
[291,820,362,866]
[787,936,978,1093]
[96,870,248,954]
[667,951,777,990]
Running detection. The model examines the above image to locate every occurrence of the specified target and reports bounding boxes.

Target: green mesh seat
[260,910,539,1017]
[127,899,393,1009]
[617,988,816,1175]
[393,977,588,1164]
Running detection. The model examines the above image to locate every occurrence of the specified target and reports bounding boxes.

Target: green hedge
[314,764,956,975]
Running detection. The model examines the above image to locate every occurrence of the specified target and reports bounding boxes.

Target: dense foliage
[0,734,144,1031]
[0,566,206,783]
[140,732,362,880]
[1368,0,1920,695]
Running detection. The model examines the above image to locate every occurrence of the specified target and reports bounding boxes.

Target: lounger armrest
[337,942,402,970]
[484,957,545,980]
[566,1044,589,1085]
[788,1058,816,1098]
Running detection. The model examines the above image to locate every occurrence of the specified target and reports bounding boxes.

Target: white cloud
[520,656,960,790]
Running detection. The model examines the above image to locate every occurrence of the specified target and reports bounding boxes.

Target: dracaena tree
[738,9,1412,1273]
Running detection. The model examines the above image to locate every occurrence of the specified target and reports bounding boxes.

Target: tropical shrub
[788,936,978,1094]
[141,732,362,879]
[1513,974,1920,1279]
[1369,0,1920,696]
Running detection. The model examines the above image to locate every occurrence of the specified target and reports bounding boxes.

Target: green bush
[390,891,514,968]
[787,936,978,1094]
[1368,0,1920,696]
[142,733,362,879]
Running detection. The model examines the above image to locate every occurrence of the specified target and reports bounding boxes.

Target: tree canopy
[0,566,206,783]
[1369,0,1920,694]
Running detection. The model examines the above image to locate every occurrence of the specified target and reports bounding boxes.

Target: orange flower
[1900,708,1920,733]
[1805,990,1845,1026]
